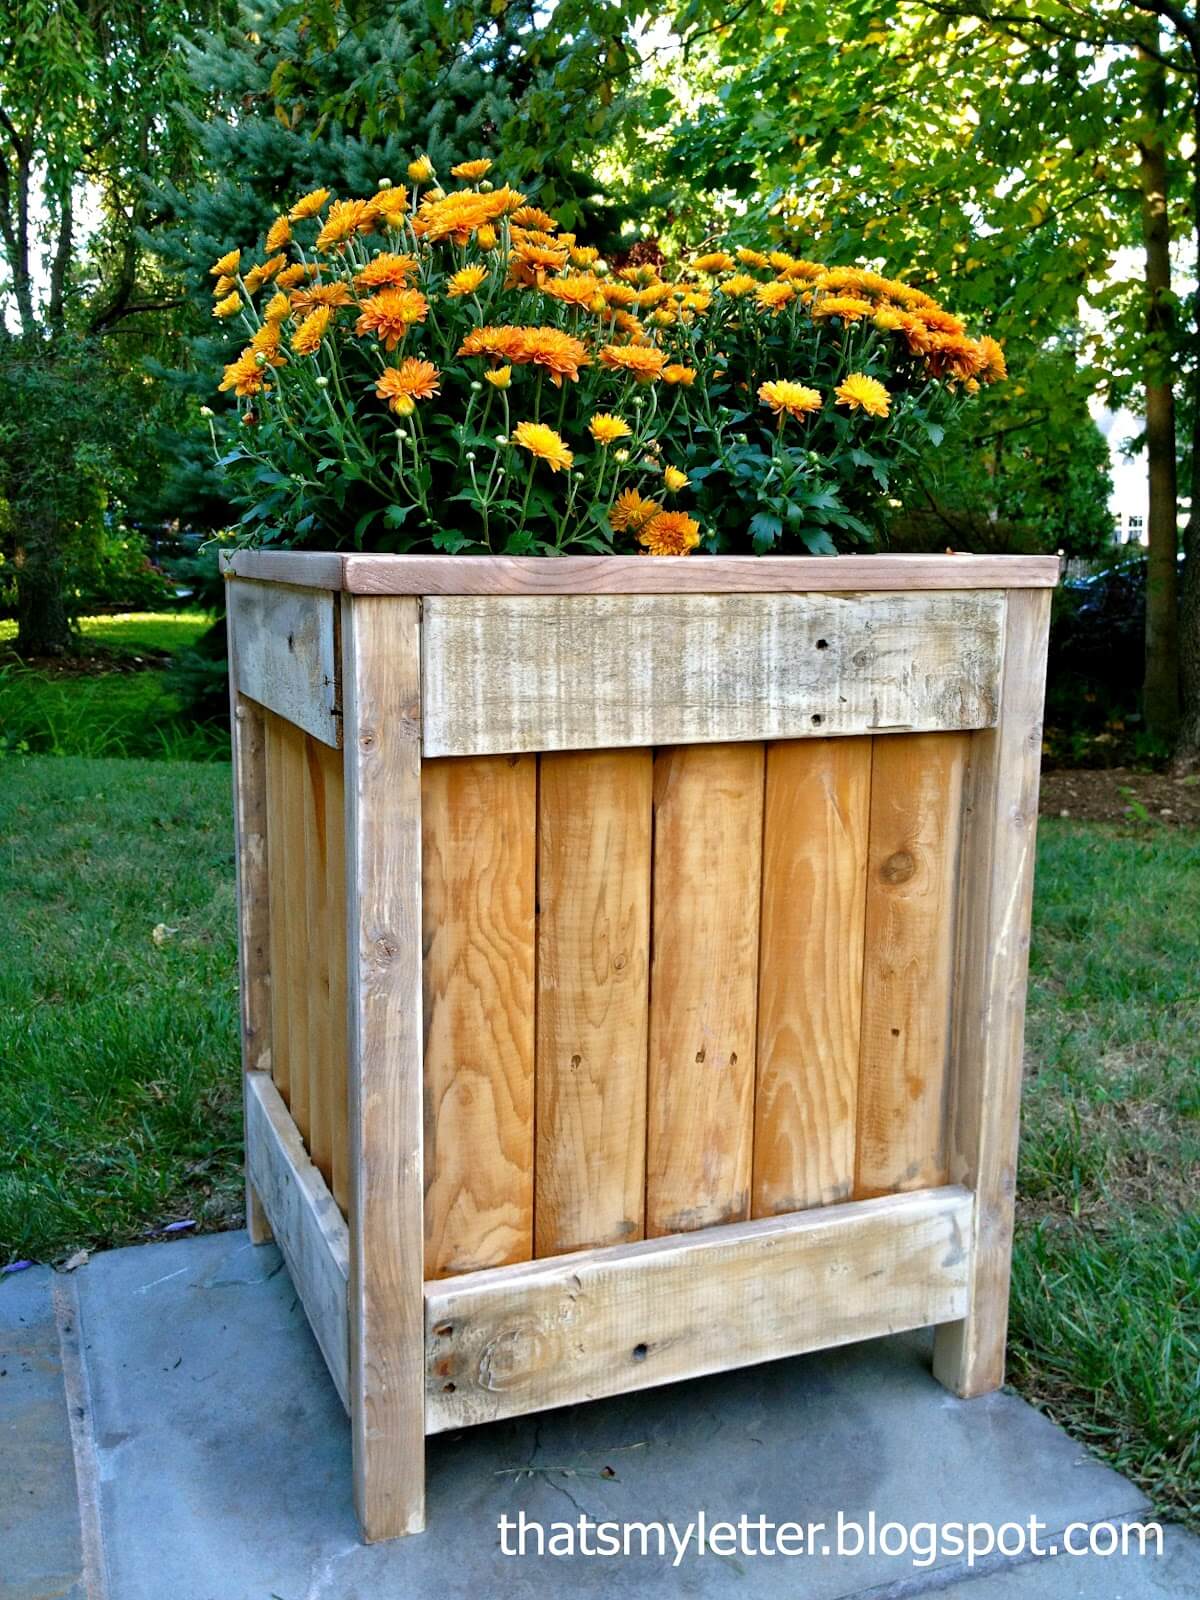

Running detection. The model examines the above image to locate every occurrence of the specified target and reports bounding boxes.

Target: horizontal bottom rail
[424,1186,973,1433]
[245,1072,351,1411]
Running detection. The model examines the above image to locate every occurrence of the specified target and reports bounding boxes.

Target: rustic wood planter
[222,549,1057,1543]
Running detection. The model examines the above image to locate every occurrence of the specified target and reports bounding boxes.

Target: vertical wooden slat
[228,600,273,1243]
[753,738,872,1216]
[279,717,311,1143]
[341,593,426,1540]
[264,713,291,1109]
[855,732,967,1198]
[422,754,536,1278]
[934,589,1051,1397]
[646,743,763,1236]
[535,749,652,1258]
[303,734,334,1187]
[323,743,349,1218]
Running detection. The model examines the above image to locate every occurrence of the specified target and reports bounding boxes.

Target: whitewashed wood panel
[420,590,1006,756]
[424,1185,972,1431]
[226,578,340,746]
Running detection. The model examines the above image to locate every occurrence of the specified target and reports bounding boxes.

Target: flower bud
[199,405,214,417]
[407,154,435,183]
[394,428,409,440]
[614,448,629,463]
[496,434,509,445]
[466,451,477,462]
[470,380,483,392]
[377,177,393,190]
[477,224,498,250]
[315,375,330,388]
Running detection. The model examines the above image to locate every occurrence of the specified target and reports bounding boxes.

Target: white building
[1092,404,1147,547]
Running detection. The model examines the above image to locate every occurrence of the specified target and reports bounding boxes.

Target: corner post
[933,587,1052,1396]
[227,576,273,1244]
[340,593,426,1539]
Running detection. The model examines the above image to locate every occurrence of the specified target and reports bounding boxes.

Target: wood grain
[855,732,968,1198]
[245,1072,350,1411]
[933,589,1052,1397]
[302,735,335,1189]
[340,593,426,1540]
[226,578,340,745]
[753,738,872,1215]
[264,713,292,1109]
[646,744,763,1236]
[222,550,1061,594]
[422,755,537,1278]
[535,749,652,1257]
[425,1185,973,1432]
[420,590,1005,756]
[278,716,310,1143]
[323,745,349,1218]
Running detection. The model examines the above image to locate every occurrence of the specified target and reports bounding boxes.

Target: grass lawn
[0,756,1195,1526]
[0,611,226,761]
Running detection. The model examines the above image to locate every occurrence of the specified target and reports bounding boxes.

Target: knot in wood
[881,849,916,885]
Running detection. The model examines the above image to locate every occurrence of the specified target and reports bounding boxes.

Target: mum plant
[208,156,1007,556]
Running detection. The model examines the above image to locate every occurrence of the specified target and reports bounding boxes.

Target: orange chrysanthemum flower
[692,251,735,274]
[513,420,573,472]
[292,306,332,356]
[662,364,696,386]
[599,343,668,383]
[758,379,823,421]
[756,281,796,314]
[513,326,590,386]
[276,263,310,290]
[218,348,268,397]
[459,324,527,363]
[212,290,242,318]
[719,274,758,297]
[315,199,372,250]
[212,274,237,298]
[639,510,701,555]
[608,488,662,533]
[265,215,291,252]
[736,247,771,268]
[447,264,489,298]
[543,273,605,312]
[451,158,493,180]
[367,187,409,228]
[354,288,430,350]
[510,205,558,232]
[414,187,523,244]
[835,373,891,418]
[484,365,512,388]
[263,291,290,324]
[589,413,631,445]
[663,466,689,492]
[976,335,1008,383]
[811,294,875,323]
[289,187,331,222]
[289,282,354,314]
[250,323,287,366]
[210,248,241,277]
[376,358,441,415]
[355,253,418,291]
[570,245,600,267]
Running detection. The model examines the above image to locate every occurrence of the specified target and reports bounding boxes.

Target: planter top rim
[220,551,1061,596]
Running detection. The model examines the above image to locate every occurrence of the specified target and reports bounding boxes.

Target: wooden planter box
[222,550,1057,1542]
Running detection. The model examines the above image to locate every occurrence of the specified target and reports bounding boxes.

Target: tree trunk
[1171,91,1200,773]
[13,524,75,658]
[1139,56,1180,744]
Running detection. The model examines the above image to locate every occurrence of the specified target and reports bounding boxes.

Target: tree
[0,1,225,653]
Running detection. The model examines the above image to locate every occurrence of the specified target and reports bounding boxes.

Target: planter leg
[932,589,1050,1400]
[246,1175,273,1246]
[342,595,427,1540]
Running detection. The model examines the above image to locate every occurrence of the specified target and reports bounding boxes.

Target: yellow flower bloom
[510,326,590,385]
[368,187,410,228]
[315,198,372,251]
[719,273,758,297]
[376,358,441,414]
[692,251,735,274]
[608,488,662,533]
[835,372,891,418]
[589,413,631,445]
[662,364,696,386]
[354,287,430,351]
[543,273,604,311]
[477,224,498,250]
[263,291,290,324]
[511,205,558,232]
[212,291,242,318]
[663,466,689,492]
[355,253,418,291]
[292,306,332,356]
[513,420,573,473]
[447,264,489,298]
[599,343,667,383]
[276,263,309,289]
[483,365,512,388]
[210,248,241,277]
[451,158,492,180]
[756,281,796,313]
[212,274,237,298]
[459,324,526,363]
[811,294,875,323]
[218,348,268,397]
[976,335,1008,383]
[407,155,436,182]
[736,247,771,268]
[639,510,701,555]
[758,379,823,421]
[289,282,353,314]
[570,245,599,266]
[289,187,331,221]
[415,186,523,244]
[265,215,291,252]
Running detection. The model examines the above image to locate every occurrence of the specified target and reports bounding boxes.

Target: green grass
[0,756,242,1258]
[0,610,210,657]
[1012,820,1200,1528]
[0,611,227,761]
[0,759,1195,1526]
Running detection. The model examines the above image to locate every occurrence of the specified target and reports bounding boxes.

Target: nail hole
[811,714,823,726]
[442,1381,457,1392]
[891,1027,900,1037]
[632,1343,648,1362]
[434,1322,454,1337]
[816,638,829,650]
